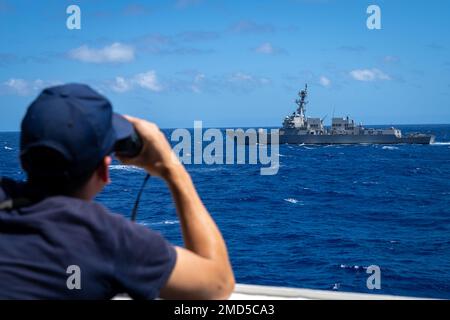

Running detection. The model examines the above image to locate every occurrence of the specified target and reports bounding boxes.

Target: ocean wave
[147,220,180,226]
[361,181,379,185]
[340,264,368,271]
[109,165,143,172]
[187,166,227,173]
[382,146,399,150]
[432,142,450,146]
[284,198,303,205]
[332,283,340,290]
[3,146,13,150]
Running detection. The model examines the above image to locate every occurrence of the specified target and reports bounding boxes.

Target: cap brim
[112,113,134,141]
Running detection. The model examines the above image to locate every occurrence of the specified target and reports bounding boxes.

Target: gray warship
[268,85,435,145]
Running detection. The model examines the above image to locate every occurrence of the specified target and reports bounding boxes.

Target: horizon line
[0,123,450,133]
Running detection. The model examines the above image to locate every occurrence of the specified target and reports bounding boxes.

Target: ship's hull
[228,130,435,145]
[271,133,435,145]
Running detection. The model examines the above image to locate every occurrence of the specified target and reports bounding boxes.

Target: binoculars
[114,130,144,158]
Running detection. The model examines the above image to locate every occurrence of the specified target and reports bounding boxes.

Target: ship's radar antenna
[295,84,308,117]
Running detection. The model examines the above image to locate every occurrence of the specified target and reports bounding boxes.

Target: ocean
[1,124,450,299]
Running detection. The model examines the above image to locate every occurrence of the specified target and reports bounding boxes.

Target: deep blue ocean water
[1,125,450,299]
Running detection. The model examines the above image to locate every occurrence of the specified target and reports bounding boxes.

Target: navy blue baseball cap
[20,83,133,178]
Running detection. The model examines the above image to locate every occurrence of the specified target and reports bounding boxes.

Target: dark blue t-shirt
[0,180,177,300]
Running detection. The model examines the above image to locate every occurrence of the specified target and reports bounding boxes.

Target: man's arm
[160,165,234,299]
[118,116,235,300]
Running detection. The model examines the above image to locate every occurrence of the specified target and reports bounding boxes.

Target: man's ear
[97,156,112,184]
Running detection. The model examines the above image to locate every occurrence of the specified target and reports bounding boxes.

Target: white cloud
[253,42,285,55]
[229,72,253,83]
[230,21,275,34]
[1,78,59,96]
[227,72,271,90]
[319,76,331,87]
[111,77,131,93]
[110,70,162,93]
[177,71,270,94]
[4,78,29,95]
[134,71,162,92]
[68,42,135,63]
[254,42,275,54]
[349,68,391,82]
[191,73,205,93]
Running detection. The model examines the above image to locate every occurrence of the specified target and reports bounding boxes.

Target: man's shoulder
[38,195,129,227]
[0,179,152,243]
[0,178,129,230]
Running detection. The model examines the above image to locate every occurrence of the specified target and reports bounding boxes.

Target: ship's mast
[295,84,308,117]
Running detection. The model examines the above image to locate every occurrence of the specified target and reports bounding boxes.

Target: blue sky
[0,0,449,130]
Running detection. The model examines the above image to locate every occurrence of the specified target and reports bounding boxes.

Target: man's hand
[116,115,181,179]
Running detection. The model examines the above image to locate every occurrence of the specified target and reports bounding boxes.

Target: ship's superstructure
[276,85,434,145]
[282,84,325,135]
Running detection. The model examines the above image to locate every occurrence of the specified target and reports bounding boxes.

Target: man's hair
[21,146,98,196]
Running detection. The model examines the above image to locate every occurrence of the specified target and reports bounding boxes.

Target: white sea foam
[149,220,179,226]
[188,166,226,173]
[284,198,301,204]
[109,165,143,172]
[139,220,179,227]
[340,264,368,270]
[323,145,341,148]
[3,146,13,150]
[361,181,379,185]
[432,142,450,146]
[382,146,399,150]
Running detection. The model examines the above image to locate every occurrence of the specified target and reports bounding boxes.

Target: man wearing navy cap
[0,83,235,299]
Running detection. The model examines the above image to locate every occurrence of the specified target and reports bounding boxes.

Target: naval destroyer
[266,85,435,145]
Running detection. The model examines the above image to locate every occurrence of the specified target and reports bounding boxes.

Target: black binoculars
[114,130,144,158]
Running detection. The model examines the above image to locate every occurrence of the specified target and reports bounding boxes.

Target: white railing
[113,283,425,300]
[229,284,423,300]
